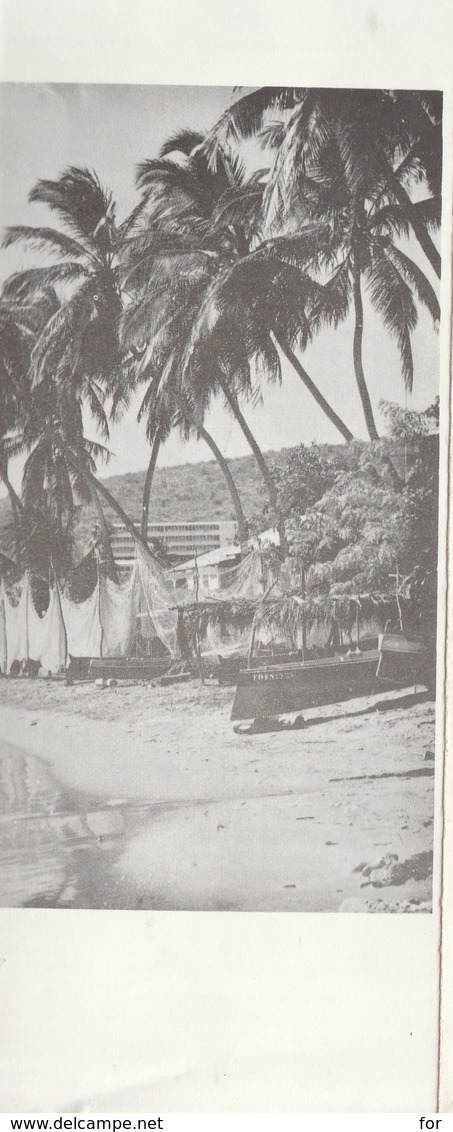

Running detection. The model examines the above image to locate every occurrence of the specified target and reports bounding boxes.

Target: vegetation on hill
[0,445,311,549]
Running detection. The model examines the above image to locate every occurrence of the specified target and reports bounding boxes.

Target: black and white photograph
[0,82,444,915]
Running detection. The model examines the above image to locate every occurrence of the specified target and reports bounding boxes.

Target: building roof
[112,519,237,529]
[171,544,241,572]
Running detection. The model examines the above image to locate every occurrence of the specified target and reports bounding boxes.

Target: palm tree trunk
[173,394,248,551]
[88,481,118,581]
[56,442,154,560]
[141,432,161,540]
[0,464,23,563]
[386,166,441,280]
[198,423,248,551]
[352,270,379,441]
[272,331,354,441]
[216,373,288,555]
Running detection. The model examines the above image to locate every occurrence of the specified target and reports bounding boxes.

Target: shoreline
[0,680,436,912]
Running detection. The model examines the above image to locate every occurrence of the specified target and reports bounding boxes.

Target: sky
[0,82,441,495]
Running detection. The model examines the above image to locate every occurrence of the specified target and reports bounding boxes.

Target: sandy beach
[0,677,435,912]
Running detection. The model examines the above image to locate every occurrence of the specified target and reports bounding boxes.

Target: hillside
[100,450,289,525]
[0,447,293,543]
[0,435,434,552]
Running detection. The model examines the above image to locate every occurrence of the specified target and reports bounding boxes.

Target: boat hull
[230,636,429,721]
[230,652,385,720]
[89,657,170,681]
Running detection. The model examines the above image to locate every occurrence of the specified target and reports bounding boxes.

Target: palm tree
[0,305,28,559]
[1,167,138,570]
[139,129,355,440]
[122,133,355,554]
[203,88,442,440]
[0,289,62,563]
[121,134,273,544]
[122,284,250,548]
[136,369,249,549]
[259,136,440,440]
[205,88,442,278]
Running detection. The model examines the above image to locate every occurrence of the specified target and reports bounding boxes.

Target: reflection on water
[0,743,160,909]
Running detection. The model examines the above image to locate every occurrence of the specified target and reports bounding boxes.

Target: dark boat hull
[230,640,426,721]
[231,652,381,720]
[89,657,170,681]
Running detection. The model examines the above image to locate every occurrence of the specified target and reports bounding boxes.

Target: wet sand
[0,678,435,911]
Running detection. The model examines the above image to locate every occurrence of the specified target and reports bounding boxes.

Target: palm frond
[254,336,282,385]
[29,281,95,386]
[2,225,87,259]
[29,167,115,242]
[136,157,199,196]
[211,184,264,235]
[365,250,417,390]
[385,245,440,324]
[159,130,205,158]
[410,196,442,232]
[83,383,110,441]
[116,193,152,241]
[259,121,287,149]
[1,263,89,300]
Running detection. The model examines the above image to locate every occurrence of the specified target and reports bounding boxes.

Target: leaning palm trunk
[141,432,161,540]
[172,392,248,550]
[141,416,248,551]
[0,462,24,563]
[53,440,154,560]
[197,422,248,551]
[88,480,118,581]
[215,373,288,555]
[272,332,354,442]
[384,163,441,280]
[352,270,379,441]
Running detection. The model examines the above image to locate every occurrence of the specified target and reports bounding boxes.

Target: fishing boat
[88,656,171,681]
[230,634,427,722]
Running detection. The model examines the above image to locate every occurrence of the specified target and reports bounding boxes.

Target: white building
[111,519,238,570]
[170,544,242,595]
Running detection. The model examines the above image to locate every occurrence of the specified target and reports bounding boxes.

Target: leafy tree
[282,426,438,660]
[380,397,439,438]
[275,444,337,521]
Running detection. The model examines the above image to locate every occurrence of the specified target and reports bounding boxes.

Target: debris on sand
[366,898,432,913]
[356,850,433,888]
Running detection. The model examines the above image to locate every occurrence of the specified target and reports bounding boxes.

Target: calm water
[0,742,164,909]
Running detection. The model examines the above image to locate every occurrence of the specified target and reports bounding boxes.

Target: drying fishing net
[99,565,140,658]
[200,621,253,658]
[136,545,178,657]
[176,552,264,658]
[207,550,264,602]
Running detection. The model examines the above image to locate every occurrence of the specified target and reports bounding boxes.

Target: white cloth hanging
[60,581,102,658]
[28,586,67,673]
[2,577,29,673]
